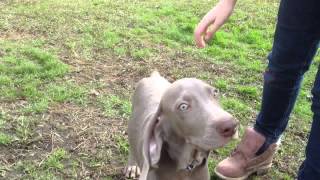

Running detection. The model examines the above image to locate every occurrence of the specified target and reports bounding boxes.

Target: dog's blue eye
[178,103,189,111]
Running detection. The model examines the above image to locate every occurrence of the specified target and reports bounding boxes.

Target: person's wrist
[217,0,237,9]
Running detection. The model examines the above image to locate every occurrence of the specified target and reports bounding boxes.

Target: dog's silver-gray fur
[125,71,237,180]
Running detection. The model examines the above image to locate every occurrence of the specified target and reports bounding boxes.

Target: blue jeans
[252,0,320,179]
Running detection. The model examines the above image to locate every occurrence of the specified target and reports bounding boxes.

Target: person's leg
[298,64,320,179]
[254,0,320,150]
[215,0,320,179]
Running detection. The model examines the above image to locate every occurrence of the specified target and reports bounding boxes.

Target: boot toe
[215,158,244,178]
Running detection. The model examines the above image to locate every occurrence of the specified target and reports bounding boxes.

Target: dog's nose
[216,118,238,138]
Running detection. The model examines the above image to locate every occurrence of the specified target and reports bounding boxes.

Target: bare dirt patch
[0,30,34,41]
[1,101,128,179]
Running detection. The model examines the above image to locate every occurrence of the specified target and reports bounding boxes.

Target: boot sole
[214,164,272,180]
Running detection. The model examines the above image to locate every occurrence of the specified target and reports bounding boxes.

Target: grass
[15,116,36,143]
[0,132,12,145]
[0,42,68,101]
[99,95,131,119]
[14,148,69,179]
[43,148,67,170]
[0,0,319,179]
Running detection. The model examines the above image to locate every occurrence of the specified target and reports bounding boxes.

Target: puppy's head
[142,78,237,172]
[160,78,238,150]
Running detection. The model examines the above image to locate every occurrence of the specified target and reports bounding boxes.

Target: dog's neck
[159,120,208,172]
[154,142,206,179]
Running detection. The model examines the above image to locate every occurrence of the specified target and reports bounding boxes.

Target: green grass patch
[23,98,50,114]
[44,148,68,170]
[14,149,68,179]
[220,97,252,120]
[15,116,36,143]
[46,83,88,104]
[214,79,228,91]
[115,135,129,156]
[0,41,88,114]
[0,132,12,145]
[0,41,68,101]
[237,29,263,45]
[16,161,57,180]
[131,48,152,60]
[235,85,259,99]
[99,94,131,119]
[0,111,12,145]
[103,30,121,48]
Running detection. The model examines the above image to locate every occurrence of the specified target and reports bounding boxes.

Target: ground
[0,0,319,179]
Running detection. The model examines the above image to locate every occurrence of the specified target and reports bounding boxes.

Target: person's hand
[194,0,237,48]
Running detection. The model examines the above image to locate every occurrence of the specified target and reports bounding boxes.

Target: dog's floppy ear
[140,108,163,180]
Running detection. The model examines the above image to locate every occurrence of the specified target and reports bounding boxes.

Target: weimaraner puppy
[124,71,237,180]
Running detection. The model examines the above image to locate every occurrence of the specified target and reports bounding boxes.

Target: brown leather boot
[214,127,278,180]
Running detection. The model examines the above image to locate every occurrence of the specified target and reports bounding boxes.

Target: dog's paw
[124,165,141,179]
